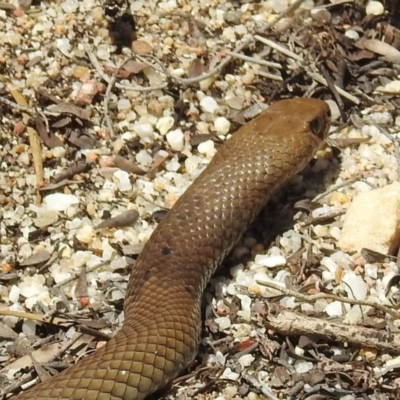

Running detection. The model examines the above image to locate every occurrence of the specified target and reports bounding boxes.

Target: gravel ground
[1,0,400,399]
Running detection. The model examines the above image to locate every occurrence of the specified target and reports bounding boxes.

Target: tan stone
[338,182,400,255]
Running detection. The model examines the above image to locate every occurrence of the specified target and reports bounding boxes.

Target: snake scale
[15,98,331,400]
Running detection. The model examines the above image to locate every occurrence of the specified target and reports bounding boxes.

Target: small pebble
[118,99,131,111]
[134,123,155,142]
[254,254,286,268]
[52,147,66,158]
[294,361,313,374]
[76,225,94,244]
[156,116,175,135]
[342,271,367,301]
[324,301,343,317]
[34,211,59,228]
[238,354,254,368]
[365,1,384,15]
[166,129,184,151]
[43,194,79,212]
[214,316,231,331]
[197,140,215,155]
[345,29,360,40]
[200,96,218,113]
[221,368,240,381]
[114,170,132,192]
[9,285,20,303]
[365,263,378,279]
[223,10,242,24]
[214,117,230,135]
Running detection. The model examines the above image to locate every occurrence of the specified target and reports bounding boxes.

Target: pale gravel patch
[1,0,400,399]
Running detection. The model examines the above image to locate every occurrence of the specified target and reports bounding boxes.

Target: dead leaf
[51,116,73,128]
[53,162,92,183]
[188,59,206,78]
[0,322,18,339]
[113,154,146,175]
[74,269,89,307]
[46,103,91,120]
[95,209,139,230]
[20,250,51,267]
[124,60,146,74]
[67,131,98,149]
[363,39,400,60]
[35,115,64,148]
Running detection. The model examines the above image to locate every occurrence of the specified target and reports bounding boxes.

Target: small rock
[72,65,90,79]
[56,38,71,54]
[44,193,79,212]
[344,304,363,325]
[76,225,94,244]
[117,99,131,111]
[234,24,247,36]
[156,116,175,135]
[52,147,66,158]
[338,182,400,254]
[221,368,239,381]
[365,1,384,15]
[214,316,231,331]
[365,263,378,279]
[294,360,313,374]
[75,80,105,106]
[238,354,254,368]
[242,70,255,85]
[114,170,132,192]
[271,0,288,13]
[9,285,20,303]
[200,96,218,113]
[226,96,245,110]
[313,225,328,237]
[166,128,184,151]
[143,66,164,86]
[197,139,215,155]
[324,301,343,317]
[369,112,393,125]
[342,271,367,300]
[19,274,46,298]
[136,150,153,167]
[222,27,236,42]
[238,294,252,312]
[223,10,242,24]
[345,29,359,40]
[134,123,155,142]
[214,117,230,135]
[34,211,59,228]
[376,80,400,94]
[254,254,286,268]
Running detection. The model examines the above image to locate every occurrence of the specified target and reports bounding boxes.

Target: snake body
[16,98,331,400]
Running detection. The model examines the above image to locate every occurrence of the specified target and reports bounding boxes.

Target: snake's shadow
[224,155,340,272]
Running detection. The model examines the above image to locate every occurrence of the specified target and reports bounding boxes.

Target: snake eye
[310,116,326,139]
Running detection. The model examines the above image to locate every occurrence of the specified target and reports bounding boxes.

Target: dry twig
[10,90,44,190]
[262,302,400,353]
[241,371,279,400]
[257,280,400,319]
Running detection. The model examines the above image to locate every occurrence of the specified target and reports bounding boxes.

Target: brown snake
[15,98,331,400]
